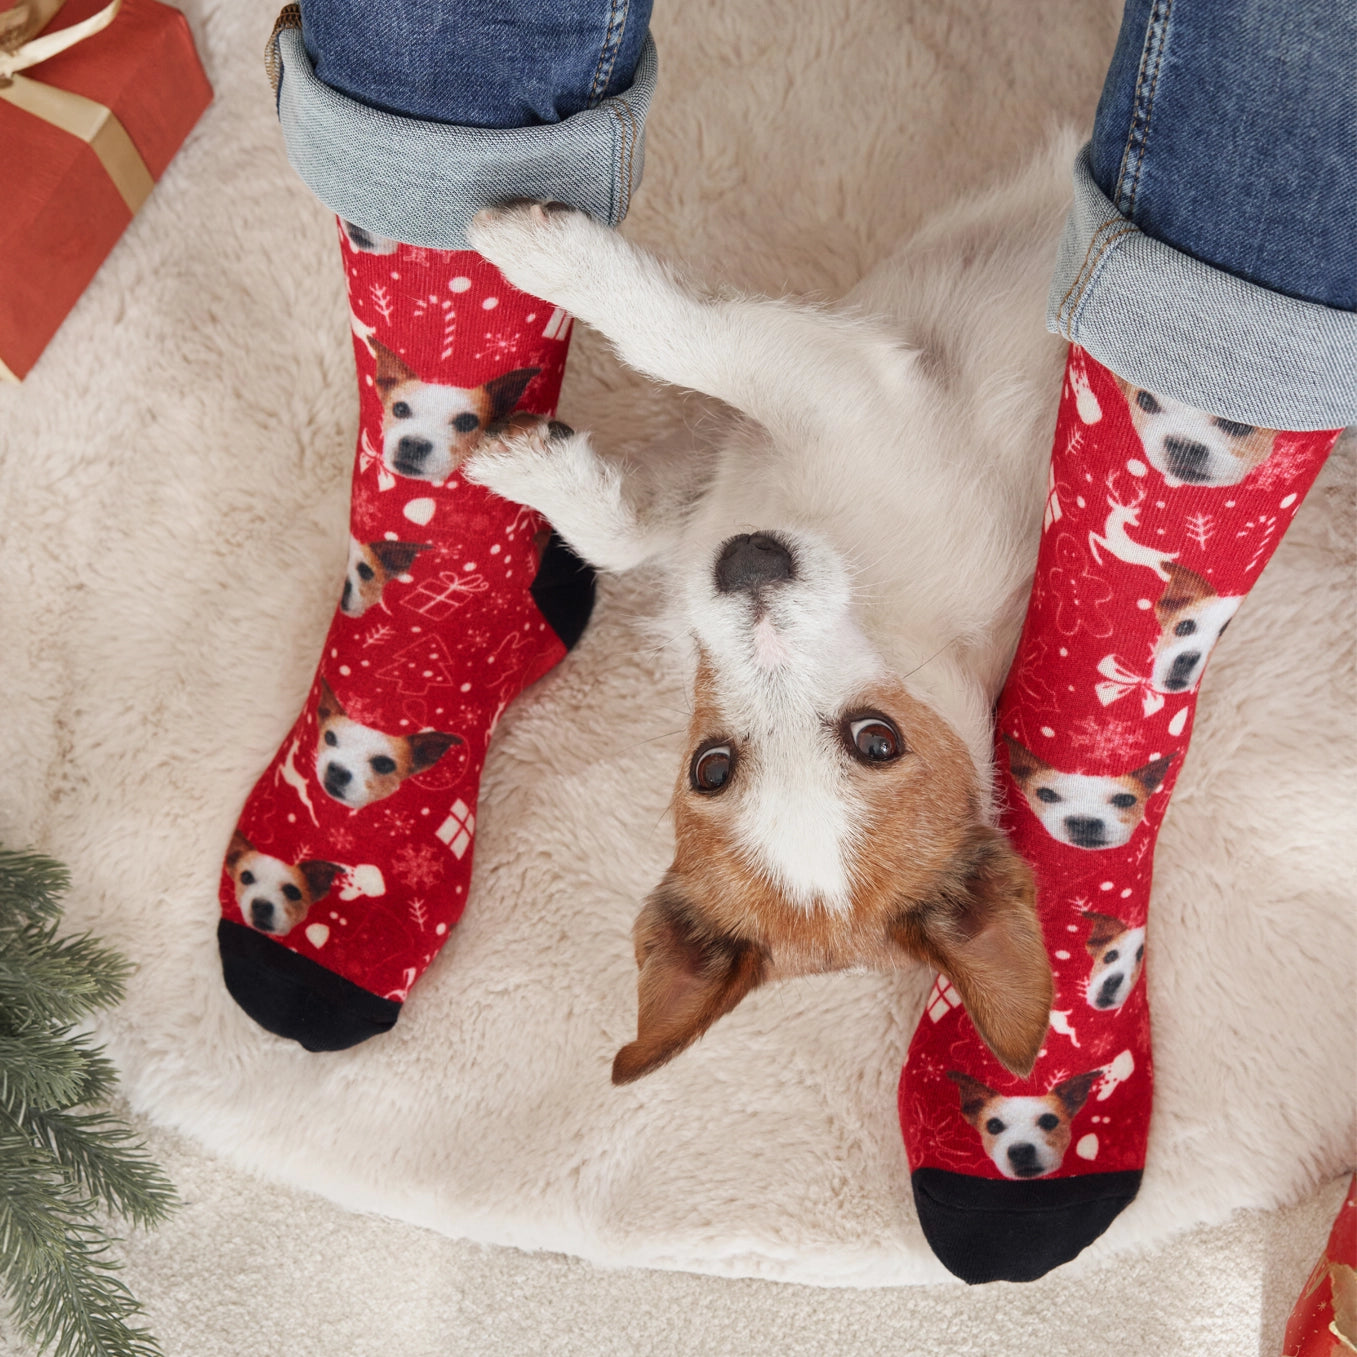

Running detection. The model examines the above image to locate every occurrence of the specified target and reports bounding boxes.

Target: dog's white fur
[466,144,1077,911]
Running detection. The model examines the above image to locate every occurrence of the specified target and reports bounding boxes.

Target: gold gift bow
[0,0,155,381]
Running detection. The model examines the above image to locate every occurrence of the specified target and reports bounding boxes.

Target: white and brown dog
[460,140,1114,1085]
[1083,910,1145,1011]
[372,340,538,483]
[1150,563,1242,695]
[948,1069,1098,1179]
[314,679,461,809]
[1003,736,1177,851]
[1114,376,1280,487]
[224,831,341,936]
[341,537,430,618]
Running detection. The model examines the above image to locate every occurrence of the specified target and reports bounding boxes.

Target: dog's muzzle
[714,533,794,594]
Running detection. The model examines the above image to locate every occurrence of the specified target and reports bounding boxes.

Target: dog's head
[372,341,538,482]
[1004,736,1176,850]
[1083,910,1145,1011]
[949,1069,1097,1178]
[341,538,430,618]
[314,679,461,809]
[224,831,341,936]
[611,531,1053,1086]
[1150,564,1241,695]
[1114,377,1279,487]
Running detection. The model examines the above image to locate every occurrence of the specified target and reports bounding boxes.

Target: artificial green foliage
[0,848,176,1357]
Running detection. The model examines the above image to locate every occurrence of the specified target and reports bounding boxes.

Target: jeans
[267,0,1356,427]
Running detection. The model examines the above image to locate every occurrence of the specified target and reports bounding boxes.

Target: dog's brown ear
[300,860,343,900]
[407,729,462,773]
[482,367,540,422]
[890,824,1052,1078]
[372,340,416,397]
[1083,910,1126,954]
[947,1070,998,1126]
[225,831,252,870]
[1155,563,1216,626]
[370,540,429,576]
[1128,751,1177,795]
[1051,1070,1098,1119]
[316,678,345,725]
[1001,733,1048,789]
[612,871,767,1086]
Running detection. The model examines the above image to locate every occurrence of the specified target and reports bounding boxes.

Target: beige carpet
[0,0,1353,1311]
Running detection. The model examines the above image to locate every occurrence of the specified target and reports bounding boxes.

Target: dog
[1113,376,1280,487]
[314,678,461,809]
[224,831,341,936]
[1003,736,1177,850]
[340,219,399,255]
[461,141,1096,1086]
[1150,564,1242,694]
[948,1069,1098,1178]
[342,537,430,618]
[371,340,538,483]
[1083,910,1145,1011]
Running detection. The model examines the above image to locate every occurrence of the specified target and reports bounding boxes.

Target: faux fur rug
[1,0,1352,1286]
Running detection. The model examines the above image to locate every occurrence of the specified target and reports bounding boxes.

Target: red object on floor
[1283,1176,1357,1357]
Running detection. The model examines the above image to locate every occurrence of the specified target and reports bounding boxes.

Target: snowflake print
[392,842,445,892]
[1249,433,1320,492]
[475,331,524,364]
[1066,714,1144,764]
[400,571,490,620]
[326,826,357,855]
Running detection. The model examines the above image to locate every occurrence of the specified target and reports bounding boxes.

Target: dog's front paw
[468,201,609,307]
[464,415,587,509]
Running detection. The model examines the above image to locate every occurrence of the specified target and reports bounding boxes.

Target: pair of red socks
[217,231,1339,1282]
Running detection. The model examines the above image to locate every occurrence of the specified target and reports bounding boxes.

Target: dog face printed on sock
[341,538,430,618]
[948,1069,1098,1179]
[1114,377,1280,487]
[224,831,341,936]
[1083,910,1145,1011]
[372,341,539,482]
[314,679,461,809]
[340,220,398,255]
[1003,736,1177,850]
[1150,564,1242,695]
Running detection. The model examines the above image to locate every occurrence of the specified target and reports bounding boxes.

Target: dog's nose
[250,899,275,932]
[1096,973,1123,1008]
[1007,1142,1043,1176]
[1163,436,1210,481]
[396,435,432,465]
[324,764,352,798]
[1164,651,1200,691]
[714,533,794,594]
[1063,816,1107,848]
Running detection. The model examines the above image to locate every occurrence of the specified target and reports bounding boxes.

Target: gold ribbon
[0,0,156,216]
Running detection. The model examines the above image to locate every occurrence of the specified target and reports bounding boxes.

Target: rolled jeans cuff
[1048,145,1357,430]
[266,16,657,250]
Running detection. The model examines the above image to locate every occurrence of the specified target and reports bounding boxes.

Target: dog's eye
[370,755,398,775]
[690,743,734,793]
[282,884,302,901]
[1037,1113,1060,1132]
[1135,944,1144,962]
[391,401,412,419]
[845,715,903,764]
[239,870,255,885]
[1103,949,1120,964]
[985,1117,1006,1135]
[1110,792,1137,808]
[1213,417,1254,438]
[1135,390,1161,414]
[324,731,338,747]
[356,562,375,581]
[1173,619,1197,637]
[453,412,480,433]
[1035,787,1061,803]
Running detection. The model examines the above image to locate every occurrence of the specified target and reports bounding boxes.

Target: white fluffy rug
[1,0,1352,1287]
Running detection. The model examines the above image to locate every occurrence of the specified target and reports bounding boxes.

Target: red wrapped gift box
[0,0,212,380]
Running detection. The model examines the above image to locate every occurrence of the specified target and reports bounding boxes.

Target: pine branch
[0,850,70,924]
[0,1027,108,1111]
[0,928,131,1028]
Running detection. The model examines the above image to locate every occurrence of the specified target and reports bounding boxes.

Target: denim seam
[617,96,639,214]
[1057,217,1138,333]
[1066,224,1140,335]
[587,0,628,107]
[1116,0,1173,218]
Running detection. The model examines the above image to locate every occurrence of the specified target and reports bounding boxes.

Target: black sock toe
[530,531,596,651]
[911,1167,1142,1284]
[218,919,400,1052]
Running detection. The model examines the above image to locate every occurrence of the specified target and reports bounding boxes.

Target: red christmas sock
[900,346,1341,1282]
[217,220,593,1051]
[1283,1175,1356,1357]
